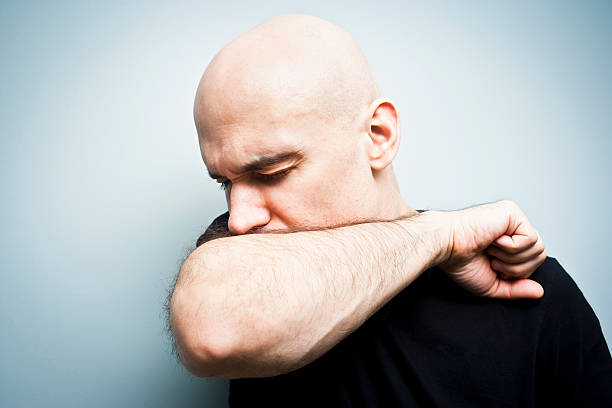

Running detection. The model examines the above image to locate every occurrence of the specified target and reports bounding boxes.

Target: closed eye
[256,168,292,183]
[216,167,292,191]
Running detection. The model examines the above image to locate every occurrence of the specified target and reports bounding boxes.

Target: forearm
[170,211,449,379]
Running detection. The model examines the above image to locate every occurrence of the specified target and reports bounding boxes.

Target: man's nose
[227,182,271,235]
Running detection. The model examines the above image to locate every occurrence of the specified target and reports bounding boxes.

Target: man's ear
[366,98,400,171]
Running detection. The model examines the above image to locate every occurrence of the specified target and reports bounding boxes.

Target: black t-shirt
[198,213,612,407]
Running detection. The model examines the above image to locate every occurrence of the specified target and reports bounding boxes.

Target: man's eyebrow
[208,149,304,180]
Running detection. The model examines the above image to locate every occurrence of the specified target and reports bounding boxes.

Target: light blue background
[1,1,610,407]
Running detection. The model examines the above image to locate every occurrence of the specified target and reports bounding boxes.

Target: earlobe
[367,98,400,171]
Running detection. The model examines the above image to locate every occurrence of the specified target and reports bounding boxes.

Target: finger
[485,278,544,299]
[487,237,545,264]
[492,232,538,254]
[491,251,547,279]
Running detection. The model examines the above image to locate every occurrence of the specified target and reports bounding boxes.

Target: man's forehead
[203,134,305,179]
[193,14,379,144]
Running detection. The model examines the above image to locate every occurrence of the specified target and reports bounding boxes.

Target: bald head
[193,15,410,232]
[194,14,380,140]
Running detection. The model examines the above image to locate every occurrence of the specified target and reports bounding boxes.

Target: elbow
[170,245,240,378]
[171,283,298,379]
[176,329,236,378]
[169,247,301,378]
[170,285,240,378]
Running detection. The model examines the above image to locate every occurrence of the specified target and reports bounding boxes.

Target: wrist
[394,211,453,270]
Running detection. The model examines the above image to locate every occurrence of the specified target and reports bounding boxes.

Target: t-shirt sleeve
[534,257,612,405]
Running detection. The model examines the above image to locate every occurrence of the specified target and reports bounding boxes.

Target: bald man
[170,15,612,407]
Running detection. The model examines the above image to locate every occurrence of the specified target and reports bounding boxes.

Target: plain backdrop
[1,1,610,407]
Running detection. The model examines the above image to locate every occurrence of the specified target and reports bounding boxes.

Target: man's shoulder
[529,257,608,340]
[531,256,573,286]
[529,257,612,404]
[529,256,589,310]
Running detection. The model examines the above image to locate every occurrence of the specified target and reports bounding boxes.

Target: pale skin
[170,15,547,379]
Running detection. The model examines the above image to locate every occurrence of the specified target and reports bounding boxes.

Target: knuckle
[504,264,521,275]
[507,244,521,255]
[505,262,532,277]
[501,199,517,211]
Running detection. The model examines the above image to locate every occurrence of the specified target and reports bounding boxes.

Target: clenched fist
[434,200,547,299]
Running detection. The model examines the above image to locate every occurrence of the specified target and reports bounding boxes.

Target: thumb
[489,278,545,299]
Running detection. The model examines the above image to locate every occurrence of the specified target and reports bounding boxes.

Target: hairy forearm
[170,211,449,379]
